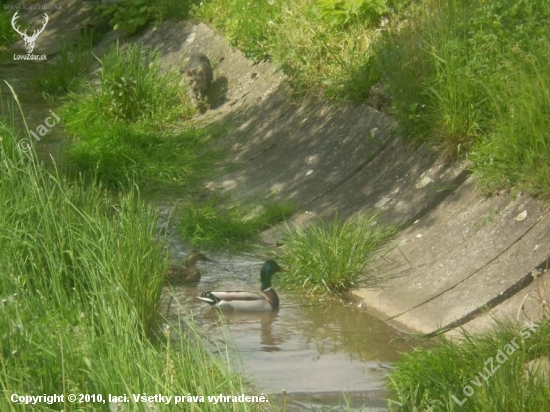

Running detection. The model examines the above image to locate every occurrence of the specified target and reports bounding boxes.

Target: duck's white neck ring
[263,287,273,292]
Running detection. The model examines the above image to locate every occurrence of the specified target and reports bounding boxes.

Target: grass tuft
[37,27,103,97]
[279,214,398,296]
[61,43,211,189]
[388,319,550,411]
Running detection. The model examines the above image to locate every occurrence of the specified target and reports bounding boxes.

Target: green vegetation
[0,9,16,47]
[469,54,550,197]
[0,121,251,410]
[194,0,550,198]
[379,0,550,197]
[98,0,198,34]
[37,28,100,97]
[195,0,281,62]
[179,197,294,250]
[61,43,214,189]
[375,0,550,160]
[279,214,398,296]
[41,18,294,252]
[194,0,393,99]
[389,319,550,411]
[74,44,183,123]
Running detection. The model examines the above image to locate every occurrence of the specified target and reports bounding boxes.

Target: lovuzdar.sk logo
[11,11,48,61]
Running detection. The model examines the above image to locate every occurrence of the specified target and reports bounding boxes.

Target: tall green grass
[0,121,252,410]
[279,214,398,296]
[376,0,550,196]
[37,27,104,97]
[269,1,380,100]
[0,8,16,47]
[61,43,215,189]
[469,47,550,197]
[374,1,492,150]
[388,319,550,411]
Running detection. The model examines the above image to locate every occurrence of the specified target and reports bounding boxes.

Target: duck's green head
[260,260,289,289]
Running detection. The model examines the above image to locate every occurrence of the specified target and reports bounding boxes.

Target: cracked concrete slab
[38,7,548,336]
[355,189,550,334]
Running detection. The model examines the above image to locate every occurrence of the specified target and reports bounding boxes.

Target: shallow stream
[1,55,416,412]
[158,205,415,411]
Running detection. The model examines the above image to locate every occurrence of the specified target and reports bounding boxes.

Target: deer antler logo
[11,11,49,54]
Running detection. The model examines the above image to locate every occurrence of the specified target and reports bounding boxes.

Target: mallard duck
[166,250,211,285]
[198,260,289,311]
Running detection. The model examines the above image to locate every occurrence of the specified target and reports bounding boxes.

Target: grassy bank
[0,122,253,410]
[195,0,386,100]
[389,319,550,411]
[60,43,218,190]
[376,0,550,197]
[193,0,550,198]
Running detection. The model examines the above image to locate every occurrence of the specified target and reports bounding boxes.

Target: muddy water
[161,244,414,411]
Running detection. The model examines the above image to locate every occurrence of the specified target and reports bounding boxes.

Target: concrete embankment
[36,4,549,335]
[147,22,550,336]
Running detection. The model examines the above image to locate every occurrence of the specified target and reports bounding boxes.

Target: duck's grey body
[198,261,287,312]
[199,288,279,311]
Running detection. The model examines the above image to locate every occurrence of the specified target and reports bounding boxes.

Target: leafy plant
[155,0,201,21]
[99,0,159,34]
[316,0,388,27]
